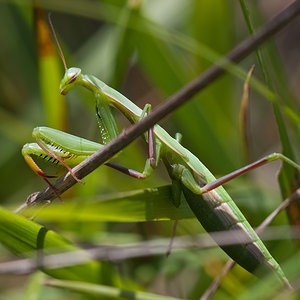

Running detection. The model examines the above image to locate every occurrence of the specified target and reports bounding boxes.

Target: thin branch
[16,1,300,211]
[0,224,299,275]
[256,189,300,235]
[200,259,235,300]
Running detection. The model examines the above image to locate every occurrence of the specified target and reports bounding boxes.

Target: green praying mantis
[21,21,300,289]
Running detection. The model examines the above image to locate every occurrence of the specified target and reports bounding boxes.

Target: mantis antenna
[48,13,67,70]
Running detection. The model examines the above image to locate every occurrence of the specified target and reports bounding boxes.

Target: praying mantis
[21,21,300,289]
[22,65,300,288]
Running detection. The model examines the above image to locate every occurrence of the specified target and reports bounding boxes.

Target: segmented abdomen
[181,185,287,283]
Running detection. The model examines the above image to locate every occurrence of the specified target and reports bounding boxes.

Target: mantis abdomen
[182,185,288,284]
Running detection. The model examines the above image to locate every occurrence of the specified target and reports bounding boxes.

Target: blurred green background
[0,0,300,299]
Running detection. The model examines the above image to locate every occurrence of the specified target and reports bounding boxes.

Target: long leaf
[23,186,194,222]
[0,206,105,283]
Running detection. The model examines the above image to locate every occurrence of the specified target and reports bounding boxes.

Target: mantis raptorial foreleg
[22,127,155,191]
[95,93,119,145]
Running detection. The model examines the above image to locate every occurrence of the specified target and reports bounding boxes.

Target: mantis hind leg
[178,153,300,197]
[199,153,300,194]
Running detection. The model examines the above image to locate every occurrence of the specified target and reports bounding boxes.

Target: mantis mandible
[22,19,300,288]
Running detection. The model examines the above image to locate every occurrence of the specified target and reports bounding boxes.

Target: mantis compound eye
[68,74,78,84]
[60,67,82,94]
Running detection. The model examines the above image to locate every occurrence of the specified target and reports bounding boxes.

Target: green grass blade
[0,206,105,283]
[24,186,194,222]
[35,8,67,130]
[239,0,300,241]
[24,272,45,300]
[45,278,183,300]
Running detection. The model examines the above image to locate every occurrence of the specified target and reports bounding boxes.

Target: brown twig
[239,65,255,159]
[1,224,300,276]
[16,1,300,212]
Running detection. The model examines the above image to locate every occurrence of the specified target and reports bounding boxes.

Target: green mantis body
[23,66,300,288]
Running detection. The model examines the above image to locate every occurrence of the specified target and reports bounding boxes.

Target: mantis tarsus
[22,20,300,289]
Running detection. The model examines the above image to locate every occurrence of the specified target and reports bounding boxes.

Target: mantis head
[60,67,82,95]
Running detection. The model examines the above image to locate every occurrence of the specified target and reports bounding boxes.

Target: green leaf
[35,8,67,130]
[24,272,45,300]
[27,186,194,222]
[0,206,104,283]
[45,278,183,300]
